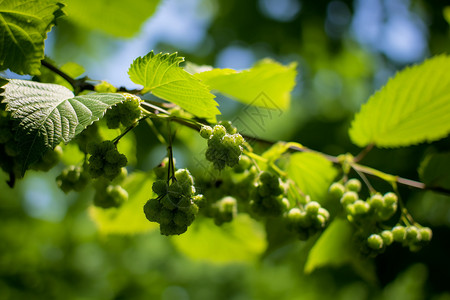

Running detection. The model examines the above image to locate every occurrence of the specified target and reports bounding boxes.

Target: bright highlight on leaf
[0,0,64,75]
[304,218,376,282]
[63,0,160,37]
[128,51,219,120]
[1,79,126,171]
[349,55,450,148]
[171,215,267,263]
[89,172,159,235]
[194,59,297,110]
[287,152,338,202]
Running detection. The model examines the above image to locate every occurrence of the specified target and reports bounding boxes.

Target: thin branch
[353,143,374,163]
[39,58,450,196]
[41,59,77,90]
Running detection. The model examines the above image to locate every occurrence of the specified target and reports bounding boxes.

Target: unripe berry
[352,200,370,215]
[159,208,174,225]
[318,208,330,221]
[383,192,398,206]
[144,198,162,222]
[313,214,327,228]
[392,226,406,242]
[406,226,421,243]
[219,120,237,134]
[367,234,384,250]
[329,182,345,199]
[419,227,432,242]
[368,194,384,210]
[200,126,212,139]
[305,201,320,216]
[152,180,167,195]
[380,230,394,246]
[345,179,362,192]
[212,125,226,138]
[340,191,358,206]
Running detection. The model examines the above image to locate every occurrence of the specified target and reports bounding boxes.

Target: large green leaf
[63,0,160,38]
[349,55,450,148]
[171,214,267,263]
[128,51,219,120]
[89,171,159,234]
[194,59,297,110]
[418,152,450,190]
[304,218,376,282]
[287,152,338,202]
[1,79,126,171]
[0,0,64,75]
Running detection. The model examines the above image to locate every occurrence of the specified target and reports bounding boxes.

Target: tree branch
[38,59,450,196]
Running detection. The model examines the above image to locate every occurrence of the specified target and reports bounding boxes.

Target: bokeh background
[1,0,450,299]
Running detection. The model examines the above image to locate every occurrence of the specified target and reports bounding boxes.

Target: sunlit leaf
[129,51,219,120]
[89,171,158,234]
[0,0,64,75]
[349,55,450,148]
[195,59,297,110]
[287,152,338,202]
[171,214,267,263]
[305,218,376,282]
[63,0,160,38]
[1,79,125,171]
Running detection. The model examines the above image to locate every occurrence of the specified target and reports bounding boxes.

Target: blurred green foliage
[1,0,450,299]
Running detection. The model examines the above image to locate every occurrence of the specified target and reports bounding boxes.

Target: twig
[41,59,77,90]
[39,60,450,196]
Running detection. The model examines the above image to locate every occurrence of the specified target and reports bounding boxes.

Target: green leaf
[444,6,450,25]
[128,51,219,120]
[34,59,85,90]
[349,55,450,148]
[195,59,297,110]
[171,214,267,263]
[89,171,159,234]
[305,218,376,282]
[0,0,64,75]
[418,152,450,190]
[63,0,160,38]
[1,79,126,171]
[287,152,338,202]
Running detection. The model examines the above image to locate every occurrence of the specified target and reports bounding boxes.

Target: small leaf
[128,51,219,120]
[171,214,267,263]
[287,152,338,202]
[64,0,160,38]
[1,79,126,171]
[0,0,65,75]
[89,171,159,234]
[418,152,450,190]
[305,218,376,282]
[195,59,297,110]
[349,55,450,148]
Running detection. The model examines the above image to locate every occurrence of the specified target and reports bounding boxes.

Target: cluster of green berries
[329,178,432,255]
[104,94,142,129]
[56,164,90,194]
[366,225,432,253]
[87,140,127,180]
[249,171,290,217]
[200,121,245,170]
[285,196,330,240]
[144,169,201,235]
[0,109,62,183]
[93,170,129,208]
[75,123,102,154]
[330,179,398,223]
[211,196,238,225]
